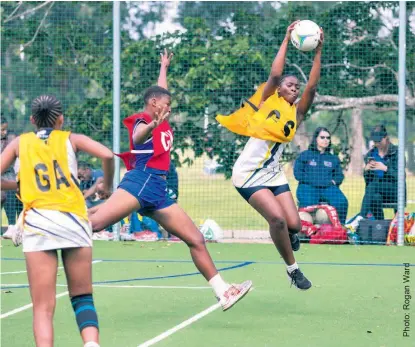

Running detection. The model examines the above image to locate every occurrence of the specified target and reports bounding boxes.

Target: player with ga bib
[88,50,252,311]
[0,95,114,347]
[217,21,324,290]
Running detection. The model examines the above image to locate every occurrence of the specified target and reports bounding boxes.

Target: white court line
[1,270,29,275]
[0,291,69,319]
[92,285,211,289]
[137,302,221,347]
[0,260,102,319]
[2,284,211,290]
[1,265,65,275]
[1,260,102,275]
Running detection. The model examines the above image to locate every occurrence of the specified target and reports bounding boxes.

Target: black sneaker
[287,268,312,290]
[289,233,300,252]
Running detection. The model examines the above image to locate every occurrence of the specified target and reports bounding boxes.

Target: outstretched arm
[261,21,299,104]
[296,29,324,125]
[1,179,18,191]
[157,48,173,90]
[70,134,114,197]
[1,137,18,176]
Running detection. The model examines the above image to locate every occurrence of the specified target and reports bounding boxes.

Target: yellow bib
[18,130,87,219]
[216,83,297,143]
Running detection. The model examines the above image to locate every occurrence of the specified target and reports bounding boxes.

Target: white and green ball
[291,20,321,52]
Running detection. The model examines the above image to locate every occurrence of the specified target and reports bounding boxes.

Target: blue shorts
[235,184,290,202]
[118,170,175,214]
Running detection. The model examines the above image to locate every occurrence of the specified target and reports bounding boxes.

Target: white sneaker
[84,342,100,347]
[2,226,14,239]
[218,280,252,311]
[345,215,364,233]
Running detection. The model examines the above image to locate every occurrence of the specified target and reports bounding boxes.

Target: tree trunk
[348,108,365,175]
[292,120,310,152]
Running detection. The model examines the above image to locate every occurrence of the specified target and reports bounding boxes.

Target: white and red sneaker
[218,280,252,311]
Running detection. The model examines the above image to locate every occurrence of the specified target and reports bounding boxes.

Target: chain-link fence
[1,1,414,245]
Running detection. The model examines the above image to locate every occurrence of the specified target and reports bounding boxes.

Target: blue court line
[96,259,244,264]
[1,257,414,267]
[0,261,253,290]
[260,261,415,267]
[93,261,253,284]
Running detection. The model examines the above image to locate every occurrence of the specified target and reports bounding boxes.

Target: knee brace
[71,294,99,332]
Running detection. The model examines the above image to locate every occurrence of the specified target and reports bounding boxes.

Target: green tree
[2,1,414,175]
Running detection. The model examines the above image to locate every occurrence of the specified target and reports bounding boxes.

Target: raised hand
[150,106,170,129]
[285,20,300,40]
[160,48,174,68]
[316,27,324,51]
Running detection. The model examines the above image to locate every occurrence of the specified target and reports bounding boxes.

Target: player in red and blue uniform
[89,50,252,311]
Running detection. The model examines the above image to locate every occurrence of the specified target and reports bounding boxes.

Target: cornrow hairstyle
[143,86,171,105]
[278,74,299,86]
[31,95,62,128]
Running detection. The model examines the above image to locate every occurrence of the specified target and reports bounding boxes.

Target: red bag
[310,224,348,244]
[299,204,348,244]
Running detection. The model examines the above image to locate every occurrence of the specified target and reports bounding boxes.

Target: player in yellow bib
[1,95,114,347]
[217,21,323,290]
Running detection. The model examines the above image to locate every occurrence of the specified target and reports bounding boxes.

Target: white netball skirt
[20,208,92,252]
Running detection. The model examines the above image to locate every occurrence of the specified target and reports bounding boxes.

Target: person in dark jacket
[360,125,401,220]
[294,127,348,224]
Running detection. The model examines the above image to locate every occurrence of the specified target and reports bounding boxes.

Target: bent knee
[186,232,206,249]
[268,215,287,230]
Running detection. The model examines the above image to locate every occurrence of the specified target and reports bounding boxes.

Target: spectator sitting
[359,125,402,220]
[294,126,348,224]
[77,161,104,208]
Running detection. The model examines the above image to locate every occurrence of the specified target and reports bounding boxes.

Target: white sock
[286,262,299,274]
[84,342,100,347]
[208,273,230,297]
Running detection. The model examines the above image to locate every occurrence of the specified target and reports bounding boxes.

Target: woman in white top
[231,21,323,290]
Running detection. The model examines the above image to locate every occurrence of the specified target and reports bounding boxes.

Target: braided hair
[278,74,298,86]
[31,95,62,128]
